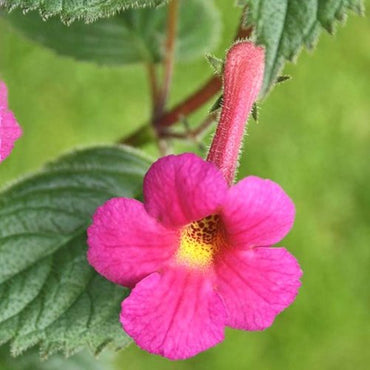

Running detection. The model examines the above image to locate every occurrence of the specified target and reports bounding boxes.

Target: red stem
[160,77,222,127]
[154,0,179,122]
[120,17,253,146]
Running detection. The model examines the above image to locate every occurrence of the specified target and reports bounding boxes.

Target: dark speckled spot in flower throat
[176,214,226,268]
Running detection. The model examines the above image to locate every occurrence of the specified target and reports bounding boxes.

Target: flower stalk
[154,0,179,124]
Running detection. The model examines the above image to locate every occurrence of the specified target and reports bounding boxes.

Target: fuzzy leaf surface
[0,0,167,23]
[0,146,151,357]
[243,0,364,95]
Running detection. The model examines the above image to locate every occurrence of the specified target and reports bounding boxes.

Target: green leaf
[0,346,107,370]
[0,0,167,24]
[209,94,223,113]
[275,75,291,84]
[243,0,364,96]
[0,146,151,358]
[205,53,224,75]
[3,0,221,65]
[251,102,258,122]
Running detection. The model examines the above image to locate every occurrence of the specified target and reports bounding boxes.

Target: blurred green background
[0,0,369,369]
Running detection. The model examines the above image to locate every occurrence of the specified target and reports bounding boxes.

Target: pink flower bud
[207,42,265,184]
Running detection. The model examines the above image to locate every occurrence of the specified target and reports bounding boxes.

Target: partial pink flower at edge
[0,81,22,163]
[87,154,302,360]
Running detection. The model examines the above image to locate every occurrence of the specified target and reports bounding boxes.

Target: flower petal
[87,198,178,288]
[143,153,228,229]
[215,247,302,330]
[222,176,295,248]
[121,268,226,360]
[0,82,22,163]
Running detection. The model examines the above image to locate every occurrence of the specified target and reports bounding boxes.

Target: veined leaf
[3,0,221,65]
[0,0,167,24]
[0,146,151,357]
[243,0,364,96]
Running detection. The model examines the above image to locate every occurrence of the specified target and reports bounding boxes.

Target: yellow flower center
[176,215,225,269]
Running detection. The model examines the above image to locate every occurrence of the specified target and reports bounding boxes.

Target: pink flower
[0,82,22,163]
[87,42,302,359]
[87,155,301,359]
